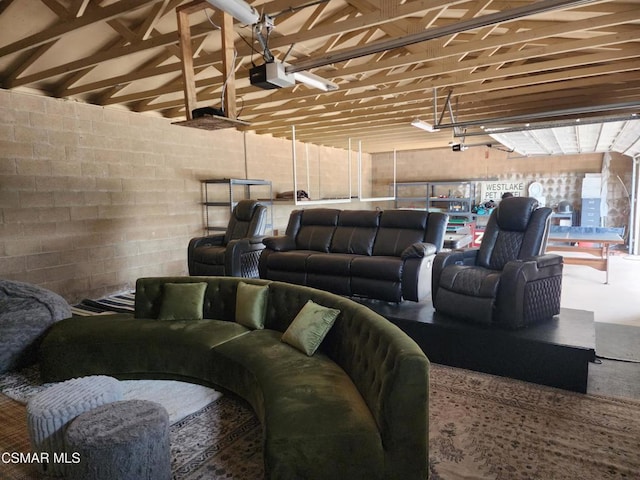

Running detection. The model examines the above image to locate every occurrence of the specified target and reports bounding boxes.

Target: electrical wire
[204,8,221,30]
[220,48,238,115]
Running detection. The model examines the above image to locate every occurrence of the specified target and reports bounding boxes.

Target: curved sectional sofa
[40,276,430,480]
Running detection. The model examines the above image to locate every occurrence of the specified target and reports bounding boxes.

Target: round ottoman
[26,375,123,476]
[64,399,171,480]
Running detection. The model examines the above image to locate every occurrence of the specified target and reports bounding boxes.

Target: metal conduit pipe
[286,0,599,73]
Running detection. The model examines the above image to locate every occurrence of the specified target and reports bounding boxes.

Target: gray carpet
[595,322,640,362]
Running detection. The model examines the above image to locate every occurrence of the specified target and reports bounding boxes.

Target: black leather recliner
[432,196,563,328]
[188,200,267,278]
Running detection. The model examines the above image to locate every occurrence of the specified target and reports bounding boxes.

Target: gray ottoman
[26,375,123,476]
[64,399,171,480]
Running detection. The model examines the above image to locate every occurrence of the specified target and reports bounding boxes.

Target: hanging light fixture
[411,119,440,132]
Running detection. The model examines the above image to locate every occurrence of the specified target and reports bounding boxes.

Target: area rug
[69,291,135,316]
[1,364,639,480]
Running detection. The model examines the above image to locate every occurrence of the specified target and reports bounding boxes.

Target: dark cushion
[439,265,501,298]
[330,210,380,255]
[295,209,340,252]
[351,256,403,281]
[378,209,427,230]
[265,251,315,272]
[373,228,425,257]
[192,245,226,264]
[235,199,260,221]
[495,197,538,231]
[372,210,428,257]
[306,253,355,275]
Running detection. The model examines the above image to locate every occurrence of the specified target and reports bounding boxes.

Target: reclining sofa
[39,276,430,480]
[259,208,448,302]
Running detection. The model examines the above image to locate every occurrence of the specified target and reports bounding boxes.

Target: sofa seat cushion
[40,315,250,383]
[263,251,315,271]
[439,265,501,298]
[210,329,384,479]
[351,256,403,281]
[306,253,357,275]
[192,245,226,264]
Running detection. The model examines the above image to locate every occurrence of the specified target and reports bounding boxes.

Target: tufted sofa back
[135,276,428,479]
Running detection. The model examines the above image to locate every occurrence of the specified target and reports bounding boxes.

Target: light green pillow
[157,282,207,321]
[281,300,340,356]
[235,282,269,330]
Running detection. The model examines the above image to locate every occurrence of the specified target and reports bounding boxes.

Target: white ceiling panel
[489,118,640,158]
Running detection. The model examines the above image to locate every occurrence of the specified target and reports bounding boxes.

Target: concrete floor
[564,253,640,399]
[561,254,640,326]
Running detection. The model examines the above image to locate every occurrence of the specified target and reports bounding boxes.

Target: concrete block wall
[0,89,370,302]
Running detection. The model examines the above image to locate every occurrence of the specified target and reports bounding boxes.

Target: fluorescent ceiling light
[293,71,339,92]
[411,119,440,132]
[205,0,259,25]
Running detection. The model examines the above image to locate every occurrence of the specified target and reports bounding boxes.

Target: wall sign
[479,181,525,201]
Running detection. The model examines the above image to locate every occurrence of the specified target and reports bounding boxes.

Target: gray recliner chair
[432,196,563,328]
[188,200,267,278]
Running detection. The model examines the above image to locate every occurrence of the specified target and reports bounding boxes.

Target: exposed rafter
[0,0,638,153]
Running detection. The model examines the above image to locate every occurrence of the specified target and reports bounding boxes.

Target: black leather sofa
[259,208,448,302]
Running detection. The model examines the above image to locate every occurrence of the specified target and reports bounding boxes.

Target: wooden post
[177,8,197,120]
[220,11,237,119]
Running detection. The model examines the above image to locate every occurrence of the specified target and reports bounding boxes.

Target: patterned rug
[1,363,639,480]
[69,291,135,316]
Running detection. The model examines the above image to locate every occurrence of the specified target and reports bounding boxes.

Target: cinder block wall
[0,89,370,302]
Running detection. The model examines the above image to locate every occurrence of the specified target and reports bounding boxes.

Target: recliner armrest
[401,242,437,260]
[263,235,296,251]
[432,248,480,303]
[435,248,479,267]
[248,235,266,245]
[189,233,225,249]
[225,237,267,277]
[496,253,564,328]
[524,253,564,269]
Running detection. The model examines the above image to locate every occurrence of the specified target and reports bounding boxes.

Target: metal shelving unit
[202,178,273,234]
[395,181,476,223]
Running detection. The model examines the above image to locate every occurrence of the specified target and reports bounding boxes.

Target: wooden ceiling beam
[46,5,636,105]
[234,0,470,58]
[4,22,213,88]
[0,0,162,58]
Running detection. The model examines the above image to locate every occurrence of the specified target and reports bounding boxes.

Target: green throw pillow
[281,300,340,356]
[235,282,269,330]
[157,282,207,321]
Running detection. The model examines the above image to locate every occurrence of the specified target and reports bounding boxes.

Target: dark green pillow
[235,282,269,330]
[281,300,340,356]
[157,282,207,321]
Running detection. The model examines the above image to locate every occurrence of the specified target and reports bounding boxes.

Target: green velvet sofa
[39,276,429,480]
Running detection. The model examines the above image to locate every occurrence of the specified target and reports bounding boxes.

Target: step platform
[357,299,596,393]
